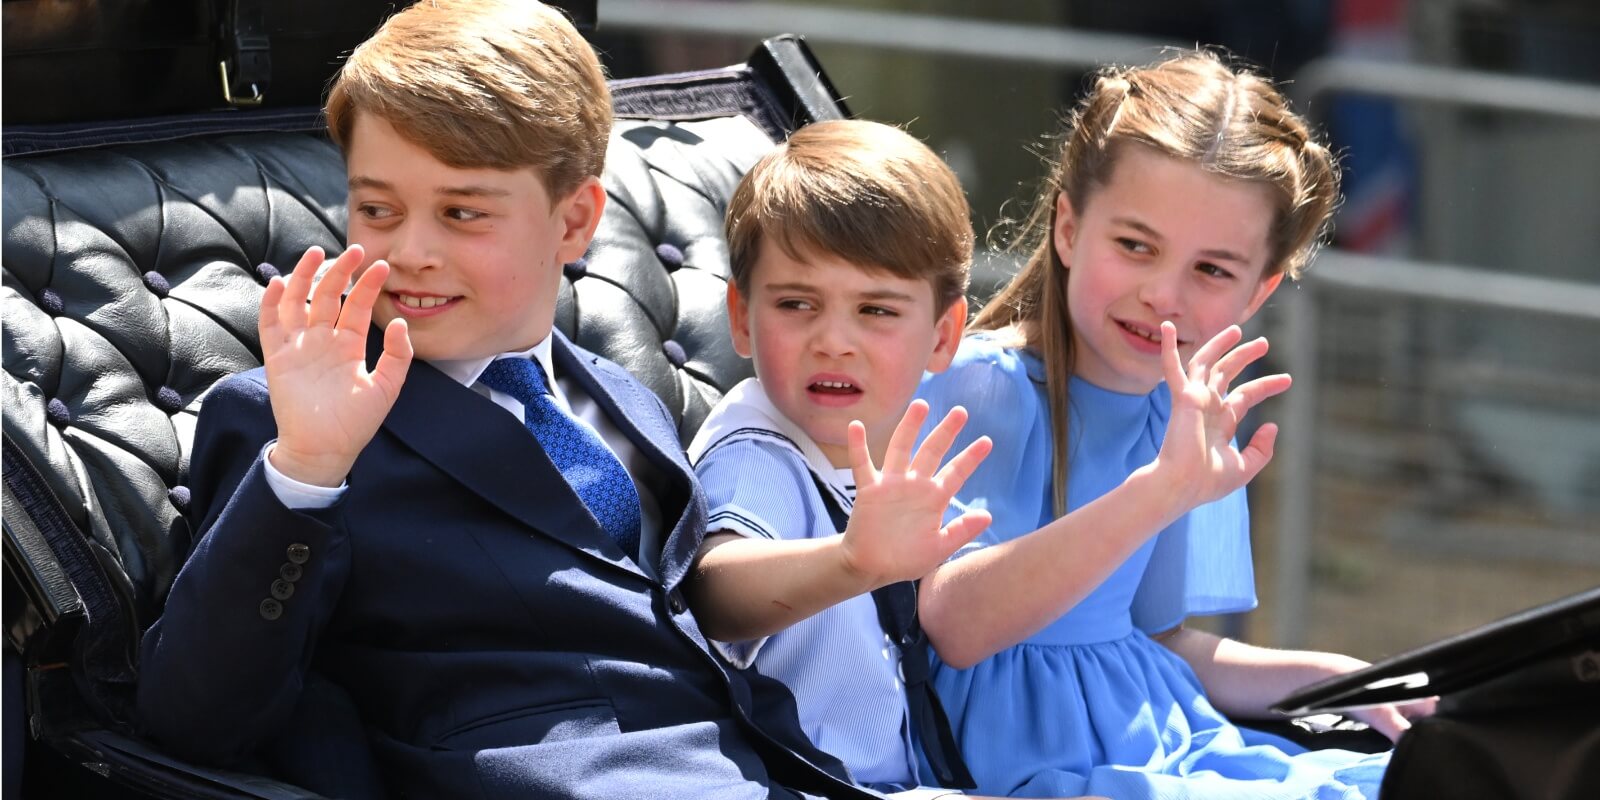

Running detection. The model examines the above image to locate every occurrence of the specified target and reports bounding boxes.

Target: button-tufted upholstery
[3,37,846,796]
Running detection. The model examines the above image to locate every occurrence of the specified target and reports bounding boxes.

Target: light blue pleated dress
[915,336,1389,799]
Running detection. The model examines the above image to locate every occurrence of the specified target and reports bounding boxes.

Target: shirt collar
[429,335,558,391]
[686,377,854,512]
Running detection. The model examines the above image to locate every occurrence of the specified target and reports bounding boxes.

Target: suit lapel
[372,331,645,580]
[550,332,702,587]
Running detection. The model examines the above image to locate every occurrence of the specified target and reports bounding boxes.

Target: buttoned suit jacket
[136,329,877,800]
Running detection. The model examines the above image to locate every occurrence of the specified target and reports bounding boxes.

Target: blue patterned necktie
[479,357,642,558]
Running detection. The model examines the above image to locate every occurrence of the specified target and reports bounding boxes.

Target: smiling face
[1054,145,1284,394]
[344,113,602,361]
[729,242,965,467]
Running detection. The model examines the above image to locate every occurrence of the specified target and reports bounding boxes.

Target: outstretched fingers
[371,317,414,396]
[278,246,325,331]
[847,420,878,486]
[1236,422,1279,481]
[1160,321,1188,391]
[881,399,931,474]
[338,260,390,335]
[306,245,365,328]
[1225,372,1293,418]
[909,404,967,477]
[1186,324,1243,381]
[1211,336,1270,393]
[940,508,993,552]
[258,275,288,349]
[933,435,992,496]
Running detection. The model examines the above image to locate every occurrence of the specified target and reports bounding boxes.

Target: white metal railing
[1271,61,1600,647]
[1273,252,1600,645]
[600,0,1175,70]
[1292,57,1600,121]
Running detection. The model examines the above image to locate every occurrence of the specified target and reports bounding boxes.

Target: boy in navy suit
[136,2,887,797]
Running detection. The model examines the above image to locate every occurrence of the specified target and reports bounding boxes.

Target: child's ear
[925,296,967,373]
[1052,191,1078,268]
[1240,270,1286,323]
[726,281,754,359]
[554,176,606,265]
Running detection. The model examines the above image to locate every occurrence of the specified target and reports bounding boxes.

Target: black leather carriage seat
[2,37,846,798]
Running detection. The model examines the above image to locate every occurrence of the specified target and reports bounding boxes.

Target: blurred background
[591,0,1600,660]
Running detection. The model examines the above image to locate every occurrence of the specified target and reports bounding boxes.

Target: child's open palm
[1156,321,1292,508]
[839,401,993,587]
[259,245,413,488]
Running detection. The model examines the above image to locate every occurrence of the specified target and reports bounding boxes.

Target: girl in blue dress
[913,51,1434,799]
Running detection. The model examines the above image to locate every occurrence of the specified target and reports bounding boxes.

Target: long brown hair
[973,50,1340,517]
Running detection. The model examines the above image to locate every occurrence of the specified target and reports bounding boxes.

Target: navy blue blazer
[137,330,878,800]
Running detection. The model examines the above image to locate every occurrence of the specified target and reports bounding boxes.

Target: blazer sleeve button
[286,543,311,564]
[259,598,284,621]
[279,562,304,583]
[271,579,295,601]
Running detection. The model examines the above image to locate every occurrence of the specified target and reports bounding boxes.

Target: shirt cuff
[262,441,347,509]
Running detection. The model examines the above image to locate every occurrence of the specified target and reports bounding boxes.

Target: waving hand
[1155,321,1291,507]
[839,400,994,586]
[260,245,413,487]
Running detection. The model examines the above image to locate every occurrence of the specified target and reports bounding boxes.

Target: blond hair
[975,50,1340,516]
[325,0,611,199]
[726,119,974,314]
